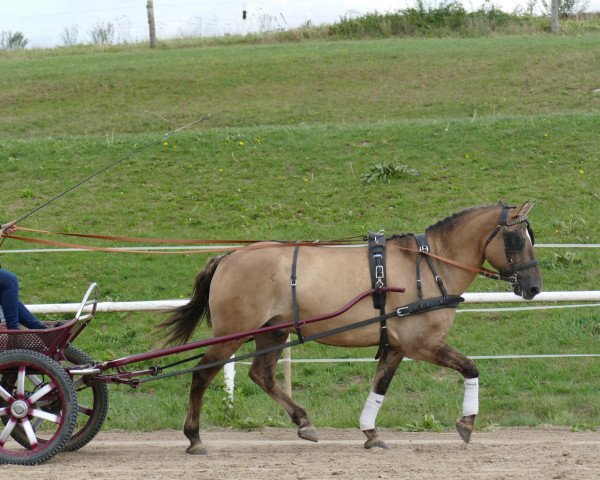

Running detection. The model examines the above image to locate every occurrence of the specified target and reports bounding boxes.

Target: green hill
[0,35,599,432]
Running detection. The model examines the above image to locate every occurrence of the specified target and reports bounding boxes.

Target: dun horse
[159,201,542,454]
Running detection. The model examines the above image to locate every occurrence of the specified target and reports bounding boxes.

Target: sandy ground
[5,426,600,479]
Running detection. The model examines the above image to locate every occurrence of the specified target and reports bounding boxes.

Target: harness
[289,233,464,361]
[369,232,458,360]
[288,205,538,359]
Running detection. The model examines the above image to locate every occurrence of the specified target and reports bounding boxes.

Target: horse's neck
[427,207,501,295]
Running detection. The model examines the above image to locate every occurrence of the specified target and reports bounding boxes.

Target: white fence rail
[26,290,600,314]
[23,291,600,400]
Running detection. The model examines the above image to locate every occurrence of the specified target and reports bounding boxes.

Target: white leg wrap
[359,391,385,431]
[462,377,479,416]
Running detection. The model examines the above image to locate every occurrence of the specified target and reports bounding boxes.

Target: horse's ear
[517,200,535,216]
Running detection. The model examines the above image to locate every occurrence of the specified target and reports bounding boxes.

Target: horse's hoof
[298,426,319,443]
[186,444,208,455]
[455,417,474,444]
[364,438,389,450]
[362,429,389,450]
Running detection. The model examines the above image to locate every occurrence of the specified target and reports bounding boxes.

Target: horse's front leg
[360,349,404,450]
[430,342,480,443]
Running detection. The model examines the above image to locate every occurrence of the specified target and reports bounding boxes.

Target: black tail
[158,254,226,346]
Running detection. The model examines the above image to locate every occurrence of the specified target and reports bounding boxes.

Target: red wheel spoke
[30,408,61,424]
[0,418,17,446]
[16,366,26,397]
[28,382,56,404]
[20,418,39,449]
[0,385,13,403]
[77,405,93,416]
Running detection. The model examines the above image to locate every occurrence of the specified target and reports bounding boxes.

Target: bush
[0,31,28,50]
[329,2,543,38]
[60,25,79,47]
[89,22,115,46]
[362,162,419,184]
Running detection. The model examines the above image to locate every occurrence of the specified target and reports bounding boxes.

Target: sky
[1,0,598,49]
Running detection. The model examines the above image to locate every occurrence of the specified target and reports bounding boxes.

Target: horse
[158,201,542,455]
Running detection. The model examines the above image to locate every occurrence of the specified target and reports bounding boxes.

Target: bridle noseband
[484,206,539,285]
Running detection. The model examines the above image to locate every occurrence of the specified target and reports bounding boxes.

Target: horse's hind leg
[249,333,318,442]
[184,341,241,455]
[427,342,480,444]
[360,349,404,450]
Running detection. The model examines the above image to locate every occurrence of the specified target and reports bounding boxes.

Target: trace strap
[138,295,464,384]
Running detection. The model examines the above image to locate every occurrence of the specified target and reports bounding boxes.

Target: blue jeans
[0,269,45,330]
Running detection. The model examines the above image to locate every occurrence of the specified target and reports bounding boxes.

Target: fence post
[146,0,157,48]
[551,0,559,33]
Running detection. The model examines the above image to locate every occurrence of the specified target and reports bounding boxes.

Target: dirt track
[7,426,600,479]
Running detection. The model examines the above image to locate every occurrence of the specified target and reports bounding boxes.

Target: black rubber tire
[61,346,109,451]
[0,349,77,465]
[6,346,109,452]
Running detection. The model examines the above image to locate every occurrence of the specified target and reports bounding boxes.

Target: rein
[2,212,538,284]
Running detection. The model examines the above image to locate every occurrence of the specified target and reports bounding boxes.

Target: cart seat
[0,283,99,357]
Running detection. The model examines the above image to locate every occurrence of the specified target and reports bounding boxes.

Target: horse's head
[483,201,542,300]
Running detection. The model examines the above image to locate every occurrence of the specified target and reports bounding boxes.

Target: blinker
[504,229,525,253]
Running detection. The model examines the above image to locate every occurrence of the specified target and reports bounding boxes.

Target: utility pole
[551,0,560,33]
[147,0,156,48]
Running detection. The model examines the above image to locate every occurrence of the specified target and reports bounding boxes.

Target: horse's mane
[425,202,507,235]
[387,202,507,243]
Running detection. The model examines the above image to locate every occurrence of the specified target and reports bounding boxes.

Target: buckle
[396,306,410,317]
[375,265,384,279]
[419,244,429,253]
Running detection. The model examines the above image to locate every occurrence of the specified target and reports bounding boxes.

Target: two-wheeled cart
[0,283,412,465]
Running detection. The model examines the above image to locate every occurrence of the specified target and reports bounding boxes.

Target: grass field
[0,34,599,432]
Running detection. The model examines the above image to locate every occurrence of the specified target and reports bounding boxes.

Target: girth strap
[368,231,387,311]
[290,245,305,343]
[367,231,389,360]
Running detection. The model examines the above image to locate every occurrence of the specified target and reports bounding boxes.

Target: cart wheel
[0,349,77,465]
[5,346,109,452]
[61,346,109,451]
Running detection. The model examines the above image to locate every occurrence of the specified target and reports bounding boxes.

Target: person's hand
[0,221,17,235]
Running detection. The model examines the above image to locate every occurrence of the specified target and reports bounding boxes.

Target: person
[0,221,46,330]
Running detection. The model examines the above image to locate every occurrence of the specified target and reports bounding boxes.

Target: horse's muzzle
[514,282,542,300]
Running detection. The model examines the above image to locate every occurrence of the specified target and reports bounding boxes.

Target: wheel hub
[10,400,29,419]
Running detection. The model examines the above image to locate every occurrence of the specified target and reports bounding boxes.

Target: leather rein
[3,209,537,285]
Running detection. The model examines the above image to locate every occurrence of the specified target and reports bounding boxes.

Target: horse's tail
[158,254,226,346]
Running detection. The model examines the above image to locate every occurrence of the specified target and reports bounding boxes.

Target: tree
[0,31,28,50]
[540,0,589,18]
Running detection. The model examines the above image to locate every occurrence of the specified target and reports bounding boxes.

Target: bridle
[483,205,539,286]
